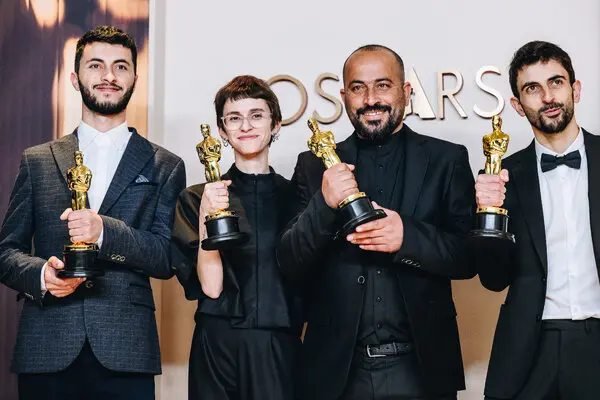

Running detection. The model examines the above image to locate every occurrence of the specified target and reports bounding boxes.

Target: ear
[510,97,525,117]
[218,127,229,142]
[572,80,582,104]
[272,121,282,135]
[403,81,412,106]
[70,72,80,92]
[340,88,345,103]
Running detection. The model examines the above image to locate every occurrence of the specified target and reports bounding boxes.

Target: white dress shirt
[41,121,132,292]
[536,129,600,320]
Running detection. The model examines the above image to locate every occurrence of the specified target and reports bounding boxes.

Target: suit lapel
[399,126,429,216]
[511,141,548,272]
[98,129,156,215]
[583,131,600,271]
[50,131,79,185]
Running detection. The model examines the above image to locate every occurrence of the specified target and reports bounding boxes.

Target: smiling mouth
[237,135,259,140]
[94,85,121,92]
[361,110,388,120]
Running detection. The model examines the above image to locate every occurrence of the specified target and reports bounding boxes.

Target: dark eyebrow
[547,74,566,82]
[348,79,365,86]
[86,58,131,66]
[348,78,393,86]
[113,59,131,65]
[249,108,267,113]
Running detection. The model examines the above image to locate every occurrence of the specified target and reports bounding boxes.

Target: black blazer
[0,129,186,374]
[277,125,476,399]
[474,130,600,399]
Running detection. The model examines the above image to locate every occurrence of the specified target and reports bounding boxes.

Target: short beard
[78,79,135,116]
[349,104,403,142]
[524,100,574,135]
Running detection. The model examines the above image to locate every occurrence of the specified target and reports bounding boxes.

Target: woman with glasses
[171,75,302,400]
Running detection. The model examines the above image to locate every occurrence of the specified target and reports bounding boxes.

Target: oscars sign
[268,66,505,126]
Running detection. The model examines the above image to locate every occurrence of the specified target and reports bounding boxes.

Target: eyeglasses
[221,112,271,130]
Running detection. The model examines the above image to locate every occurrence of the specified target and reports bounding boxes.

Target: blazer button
[536,315,542,322]
[357,275,366,285]
[110,254,117,260]
[541,277,547,284]
[84,280,94,289]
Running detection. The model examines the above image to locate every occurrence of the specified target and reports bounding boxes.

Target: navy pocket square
[134,174,150,184]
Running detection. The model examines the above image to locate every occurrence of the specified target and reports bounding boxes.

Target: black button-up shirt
[171,165,301,333]
[354,126,411,344]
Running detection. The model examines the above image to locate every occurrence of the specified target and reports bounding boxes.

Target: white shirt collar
[77,121,131,153]
[535,127,584,160]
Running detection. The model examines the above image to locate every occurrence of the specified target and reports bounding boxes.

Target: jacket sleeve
[0,152,46,301]
[277,153,338,285]
[392,146,477,279]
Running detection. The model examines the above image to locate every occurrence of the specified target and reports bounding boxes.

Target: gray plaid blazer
[0,128,186,374]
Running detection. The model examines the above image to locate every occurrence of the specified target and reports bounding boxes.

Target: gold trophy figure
[307,118,386,240]
[196,124,248,251]
[469,115,516,245]
[59,151,102,278]
[198,124,223,183]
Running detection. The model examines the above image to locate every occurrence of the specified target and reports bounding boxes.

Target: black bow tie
[540,150,581,172]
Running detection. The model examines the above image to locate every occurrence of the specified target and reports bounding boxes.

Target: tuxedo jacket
[277,125,476,399]
[474,130,600,399]
[0,129,186,374]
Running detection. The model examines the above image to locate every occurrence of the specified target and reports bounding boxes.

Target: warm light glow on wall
[27,0,65,28]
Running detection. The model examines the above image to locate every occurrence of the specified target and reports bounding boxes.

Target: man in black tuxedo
[474,41,600,400]
[278,44,475,400]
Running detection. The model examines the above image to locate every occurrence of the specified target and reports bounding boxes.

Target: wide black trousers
[189,315,299,400]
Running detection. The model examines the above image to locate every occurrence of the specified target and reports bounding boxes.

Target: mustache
[356,104,391,116]
[539,103,564,113]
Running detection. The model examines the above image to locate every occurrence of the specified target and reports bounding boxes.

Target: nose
[102,69,116,83]
[541,88,555,104]
[240,116,252,132]
[365,86,378,106]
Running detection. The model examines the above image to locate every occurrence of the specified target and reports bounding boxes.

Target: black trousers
[340,347,457,400]
[486,319,600,400]
[18,340,154,400]
[189,315,299,400]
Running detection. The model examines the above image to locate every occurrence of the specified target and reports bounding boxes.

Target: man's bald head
[342,44,405,85]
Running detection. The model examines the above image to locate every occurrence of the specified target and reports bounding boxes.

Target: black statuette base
[336,196,387,240]
[202,214,249,251]
[59,244,102,278]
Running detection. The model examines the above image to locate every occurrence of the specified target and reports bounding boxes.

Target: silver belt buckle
[366,344,386,358]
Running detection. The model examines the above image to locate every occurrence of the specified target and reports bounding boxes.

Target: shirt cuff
[40,262,48,295]
[97,228,104,249]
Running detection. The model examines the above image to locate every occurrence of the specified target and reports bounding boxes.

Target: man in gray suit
[0,26,185,400]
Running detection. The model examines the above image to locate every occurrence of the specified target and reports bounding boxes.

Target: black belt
[362,342,414,358]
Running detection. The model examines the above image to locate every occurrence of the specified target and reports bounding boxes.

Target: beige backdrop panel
[149,1,600,399]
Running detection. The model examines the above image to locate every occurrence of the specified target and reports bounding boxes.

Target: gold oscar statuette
[307,118,385,239]
[58,151,102,278]
[469,115,515,245]
[196,124,248,250]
